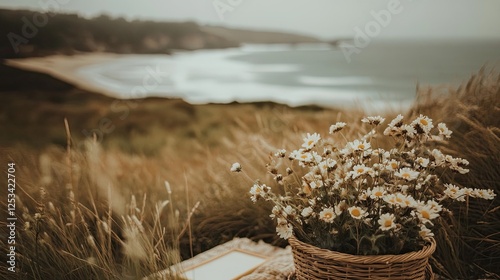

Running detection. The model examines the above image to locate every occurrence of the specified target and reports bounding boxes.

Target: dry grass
[0,141,185,279]
[0,90,342,279]
[409,70,500,279]
[0,68,498,279]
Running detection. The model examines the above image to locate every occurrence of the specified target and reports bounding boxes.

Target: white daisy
[454,166,469,175]
[419,225,434,241]
[426,200,443,212]
[276,218,293,239]
[249,183,270,202]
[401,194,417,208]
[270,206,282,219]
[437,123,452,138]
[348,206,367,220]
[301,207,313,218]
[462,187,475,198]
[485,189,496,200]
[284,205,296,217]
[416,205,440,223]
[431,149,446,166]
[473,188,496,200]
[230,162,242,172]
[350,139,371,152]
[361,116,386,125]
[412,114,434,134]
[383,194,397,205]
[388,114,404,128]
[400,124,416,138]
[395,168,420,181]
[369,186,386,200]
[395,193,414,208]
[378,213,397,231]
[289,149,303,160]
[384,114,404,136]
[308,179,324,189]
[274,149,287,158]
[443,184,465,201]
[447,157,470,174]
[325,158,337,172]
[311,151,323,163]
[318,161,329,176]
[415,157,430,168]
[329,122,347,134]
[318,159,336,176]
[350,164,373,179]
[302,132,321,150]
[298,151,313,162]
[319,207,336,223]
[386,159,400,171]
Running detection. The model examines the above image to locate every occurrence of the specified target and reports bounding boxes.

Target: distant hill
[201,25,322,44]
[0,9,323,58]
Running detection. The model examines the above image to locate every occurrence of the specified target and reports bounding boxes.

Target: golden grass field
[0,64,499,279]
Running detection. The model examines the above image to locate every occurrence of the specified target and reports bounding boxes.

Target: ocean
[75,40,500,112]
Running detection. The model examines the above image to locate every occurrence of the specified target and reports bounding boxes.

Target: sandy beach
[5,53,125,97]
[5,49,409,112]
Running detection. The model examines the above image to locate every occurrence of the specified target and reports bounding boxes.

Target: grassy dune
[0,64,498,279]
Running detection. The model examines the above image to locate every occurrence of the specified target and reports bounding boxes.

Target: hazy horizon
[1,0,500,41]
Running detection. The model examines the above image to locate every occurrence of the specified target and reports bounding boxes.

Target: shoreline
[4,41,500,115]
[5,51,410,113]
[0,62,338,150]
[5,52,127,98]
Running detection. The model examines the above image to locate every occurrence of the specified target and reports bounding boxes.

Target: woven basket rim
[289,235,436,264]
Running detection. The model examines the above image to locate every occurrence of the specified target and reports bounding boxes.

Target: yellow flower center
[351,208,361,217]
[396,197,403,203]
[357,168,365,174]
[324,213,333,219]
[421,210,430,219]
[308,140,314,146]
[402,172,410,179]
[300,154,308,159]
[420,119,428,126]
[384,220,392,227]
[358,144,365,149]
[391,162,398,169]
[374,191,383,197]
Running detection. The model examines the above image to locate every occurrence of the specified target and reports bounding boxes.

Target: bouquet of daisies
[233,114,495,255]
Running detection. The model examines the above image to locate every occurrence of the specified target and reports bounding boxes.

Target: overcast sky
[1,0,499,40]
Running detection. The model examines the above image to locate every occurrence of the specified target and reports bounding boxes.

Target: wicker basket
[289,236,436,280]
